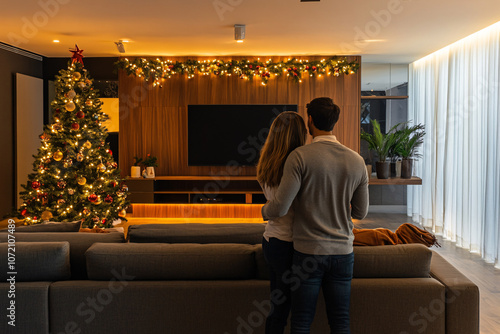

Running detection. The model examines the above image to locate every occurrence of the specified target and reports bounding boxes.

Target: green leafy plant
[361,120,400,162]
[133,156,143,166]
[142,154,158,167]
[394,123,426,159]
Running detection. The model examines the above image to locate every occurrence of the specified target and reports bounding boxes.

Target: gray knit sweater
[261,138,369,255]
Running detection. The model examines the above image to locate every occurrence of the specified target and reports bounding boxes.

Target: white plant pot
[145,166,155,178]
[131,166,141,178]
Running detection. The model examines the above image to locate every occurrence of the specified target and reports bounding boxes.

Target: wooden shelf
[361,95,408,100]
[154,190,263,195]
[369,177,422,185]
[127,176,258,181]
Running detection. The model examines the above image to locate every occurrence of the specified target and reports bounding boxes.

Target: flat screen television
[188,104,298,166]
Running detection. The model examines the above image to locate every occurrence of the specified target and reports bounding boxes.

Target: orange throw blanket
[353,223,440,247]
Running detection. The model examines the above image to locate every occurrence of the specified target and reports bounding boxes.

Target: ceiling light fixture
[115,40,125,53]
[235,24,245,43]
[53,39,60,43]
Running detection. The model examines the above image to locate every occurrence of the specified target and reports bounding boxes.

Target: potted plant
[131,156,142,178]
[394,123,425,179]
[142,154,158,179]
[361,120,399,179]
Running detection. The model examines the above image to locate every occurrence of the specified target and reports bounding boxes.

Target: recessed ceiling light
[53,39,60,43]
[363,39,386,43]
[235,24,245,42]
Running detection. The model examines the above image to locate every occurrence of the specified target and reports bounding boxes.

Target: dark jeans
[291,251,354,334]
[262,237,294,334]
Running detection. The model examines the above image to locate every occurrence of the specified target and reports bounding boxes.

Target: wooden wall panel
[119,56,361,177]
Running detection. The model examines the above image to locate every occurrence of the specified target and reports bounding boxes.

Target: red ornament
[57,180,67,189]
[104,195,113,203]
[88,194,98,202]
[72,123,80,130]
[293,72,298,76]
[110,181,117,187]
[107,149,113,156]
[76,111,85,119]
[312,66,317,71]
[21,209,27,216]
[249,65,253,69]
[55,108,61,113]
[70,44,84,65]
[32,181,41,190]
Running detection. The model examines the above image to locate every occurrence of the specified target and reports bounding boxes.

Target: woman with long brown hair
[257,111,307,333]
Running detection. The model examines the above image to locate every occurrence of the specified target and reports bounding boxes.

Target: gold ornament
[67,90,76,99]
[65,101,76,112]
[118,209,127,218]
[97,163,106,172]
[41,210,53,221]
[78,82,86,89]
[77,176,87,185]
[53,151,63,161]
[94,196,102,205]
[77,153,84,162]
[67,188,75,195]
[72,72,81,80]
[83,141,92,149]
[57,198,66,204]
[82,208,90,215]
[85,100,93,106]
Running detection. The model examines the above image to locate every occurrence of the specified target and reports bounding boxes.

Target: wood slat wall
[118,56,361,177]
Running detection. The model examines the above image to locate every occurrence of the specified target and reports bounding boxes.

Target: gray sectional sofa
[0,223,479,334]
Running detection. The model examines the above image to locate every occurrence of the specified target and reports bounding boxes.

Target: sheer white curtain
[408,22,500,268]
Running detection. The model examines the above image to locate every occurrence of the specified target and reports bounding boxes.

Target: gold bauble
[77,176,87,185]
[41,210,53,221]
[82,208,90,215]
[94,196,102,205]
[97,163,106,172]
[118,209,127,217]
[72,72,81,80]
[53,151,63,161]
[67,90,76,99]
[83,141,92,149]
[65,101,76,112]
[78,82,86,89]
[77,153,84,162]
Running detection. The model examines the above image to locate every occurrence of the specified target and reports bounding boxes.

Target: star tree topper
[70,44,84,65]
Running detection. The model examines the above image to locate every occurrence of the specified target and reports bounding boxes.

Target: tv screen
[188,104,298,166]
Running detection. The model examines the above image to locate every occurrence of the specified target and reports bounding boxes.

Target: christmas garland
[115,56,359,87]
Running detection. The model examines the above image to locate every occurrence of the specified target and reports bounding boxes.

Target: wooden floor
[356,213,500,334]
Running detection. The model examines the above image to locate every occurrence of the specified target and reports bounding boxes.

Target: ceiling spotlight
[53,39,60,43]
[235,24,245,42]
[115,40,125,53]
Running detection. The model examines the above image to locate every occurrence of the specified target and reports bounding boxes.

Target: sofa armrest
[430,251,479,334]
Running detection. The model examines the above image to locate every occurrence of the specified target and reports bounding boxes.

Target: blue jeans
[290,251,354,334]
[262,237,294,334]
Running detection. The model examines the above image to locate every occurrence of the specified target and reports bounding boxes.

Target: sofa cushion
[0,242,70,281]
[86,243,258,280]
[0,232,125,280]
[0,221,81,233]
[0,281,51,334]
[127,223,265,244]
[353,244,432,278]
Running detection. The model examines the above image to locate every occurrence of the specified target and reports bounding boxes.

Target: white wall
[16,73,43,208]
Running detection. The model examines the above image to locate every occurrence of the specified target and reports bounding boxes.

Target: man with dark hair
[262,97,369,334]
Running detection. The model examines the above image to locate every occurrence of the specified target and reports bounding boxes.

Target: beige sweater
[262,138,369,255]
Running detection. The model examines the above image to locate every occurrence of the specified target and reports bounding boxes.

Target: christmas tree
[18,46,129,228]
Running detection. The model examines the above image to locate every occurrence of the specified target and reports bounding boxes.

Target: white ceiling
[2,0,500,64]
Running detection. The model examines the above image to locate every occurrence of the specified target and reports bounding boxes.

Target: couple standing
[257,97,369,334]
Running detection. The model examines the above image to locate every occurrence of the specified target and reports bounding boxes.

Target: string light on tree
[17,45,129,228]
